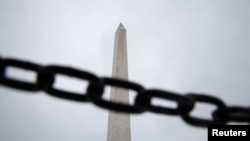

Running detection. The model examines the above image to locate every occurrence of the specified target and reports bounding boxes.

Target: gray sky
[1,0,250,141]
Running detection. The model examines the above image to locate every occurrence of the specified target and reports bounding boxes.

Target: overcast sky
[1,0,250,141]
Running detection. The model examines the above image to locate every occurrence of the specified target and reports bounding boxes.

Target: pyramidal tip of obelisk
[118,23,125,29]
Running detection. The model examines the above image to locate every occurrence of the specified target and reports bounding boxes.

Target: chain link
[38,65,102,102]
[178,94,228,127]
[0,58,42,91]
[0,56,249,127]
[87,77,145,113]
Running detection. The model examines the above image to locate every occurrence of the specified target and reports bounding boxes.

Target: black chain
[0,57,249,127]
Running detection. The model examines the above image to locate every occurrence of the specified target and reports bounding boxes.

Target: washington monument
[107,23,131,141]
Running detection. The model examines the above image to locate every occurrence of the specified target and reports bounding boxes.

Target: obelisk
[107,23,131,141]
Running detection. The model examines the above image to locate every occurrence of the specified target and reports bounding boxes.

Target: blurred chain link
[0,57,249,127]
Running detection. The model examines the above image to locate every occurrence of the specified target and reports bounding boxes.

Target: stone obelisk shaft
[107,24,131,141]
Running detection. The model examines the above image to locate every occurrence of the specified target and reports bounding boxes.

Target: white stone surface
[107,24,131,141]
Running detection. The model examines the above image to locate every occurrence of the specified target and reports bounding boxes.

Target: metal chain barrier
[0,57,249,127]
